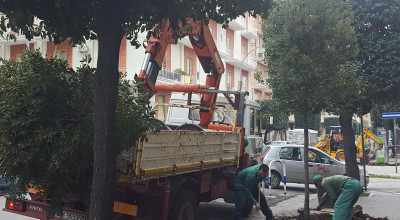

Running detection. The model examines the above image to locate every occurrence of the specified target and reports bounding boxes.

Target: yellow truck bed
[117,130,241,181]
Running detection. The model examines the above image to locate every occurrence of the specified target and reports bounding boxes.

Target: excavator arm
[136,19,225,128]
[356,128,384,148]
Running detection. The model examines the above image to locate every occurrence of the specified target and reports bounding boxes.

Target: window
[227,71,232,90]
[188,108,200,121]
[186,57,193,75]
[250,108,255,135]
[54,50,67,60]
[242,76,247,91]
[16,53,23,62]
[279,147,302,161]
[256,110,261,134]
[189,106,225,123]
[227,36,232,56]
[308,149,331,164]
[242,44,246,56]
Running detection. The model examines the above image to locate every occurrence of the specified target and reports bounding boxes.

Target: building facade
[0,13,272,122]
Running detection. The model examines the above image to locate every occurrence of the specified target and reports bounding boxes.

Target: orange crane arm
[136,19,225,128]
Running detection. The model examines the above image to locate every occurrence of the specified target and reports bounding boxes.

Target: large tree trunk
[303,113,310,220]
[89,2,124,219]
[339,114,360,180]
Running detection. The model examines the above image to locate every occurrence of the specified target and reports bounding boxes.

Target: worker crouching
[234,163,274,220]
[314,175,362,220]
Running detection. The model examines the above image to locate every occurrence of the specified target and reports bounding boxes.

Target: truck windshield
[188,106,225,123]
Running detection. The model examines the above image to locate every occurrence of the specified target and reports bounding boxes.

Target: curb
[369,172,400,179]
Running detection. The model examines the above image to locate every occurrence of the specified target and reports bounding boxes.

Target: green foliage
[263,0,359,116]
[294,112,321,133]
[351,0,400,105]
[0,0,272,47]
[258,99,290,131]
[116,80,157,150]
[0,50,155,214]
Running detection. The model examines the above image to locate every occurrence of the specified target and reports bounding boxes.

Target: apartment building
[0,13,272,122]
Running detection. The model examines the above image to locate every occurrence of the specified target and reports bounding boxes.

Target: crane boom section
[137,19,225,128]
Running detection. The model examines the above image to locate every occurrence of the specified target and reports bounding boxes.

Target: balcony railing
[158,68,184,84]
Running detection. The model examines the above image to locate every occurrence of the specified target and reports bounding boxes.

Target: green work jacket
[320,175,351,207]
[234,163,263,204]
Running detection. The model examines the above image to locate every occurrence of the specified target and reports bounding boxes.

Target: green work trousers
[234,188,274,220]
[333,179,362,220]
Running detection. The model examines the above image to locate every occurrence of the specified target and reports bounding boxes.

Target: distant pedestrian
[314,175,362,220]
[234,163,274,220]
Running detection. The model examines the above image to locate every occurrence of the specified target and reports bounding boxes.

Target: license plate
[55,211,85,220]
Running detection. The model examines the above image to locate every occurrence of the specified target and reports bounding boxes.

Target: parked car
[270,141,295,145]
[261,141,295,160]
[262,145,369,188]
[0,175,11,190]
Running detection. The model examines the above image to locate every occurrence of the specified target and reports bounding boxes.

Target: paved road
[197,183,317,220]
[197,177,400,220]
[1,176,398,219]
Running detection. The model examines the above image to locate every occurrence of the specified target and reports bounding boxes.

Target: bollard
[282,160,286,195]
[268,160,287,196]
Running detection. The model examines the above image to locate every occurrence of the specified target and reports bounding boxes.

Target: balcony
[241,26,258,40]
[179,36,192,48]
[225,49,257,72]
[157,68,184,84]
[228,17,245,31]
[0,34,45,45]
[253,82,272,93]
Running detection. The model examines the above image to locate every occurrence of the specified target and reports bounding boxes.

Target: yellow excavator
[314,127,383,162]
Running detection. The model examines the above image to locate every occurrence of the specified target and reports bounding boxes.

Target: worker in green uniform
[234,163,274,220]
[313,175,362,220]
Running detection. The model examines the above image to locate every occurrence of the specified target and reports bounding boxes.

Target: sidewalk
[366,158,400,179]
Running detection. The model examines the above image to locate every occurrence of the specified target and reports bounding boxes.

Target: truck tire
[270,171,281,189]
[150,118,171,130]
[175,124,204,131]
[169,189,197,220]
[335,151,345,161]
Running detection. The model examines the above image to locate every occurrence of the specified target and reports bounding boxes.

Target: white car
[262,145,369,188]
[270,141,295,145]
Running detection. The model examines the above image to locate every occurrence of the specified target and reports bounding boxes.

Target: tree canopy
[259,99,290,131]
[0,0,271,46]
[351,0,400,131]
[351,0,400,105]
[0,50,156,216]
[263,0,358,218]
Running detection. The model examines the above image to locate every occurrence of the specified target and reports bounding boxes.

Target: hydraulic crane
[136,19,226,129]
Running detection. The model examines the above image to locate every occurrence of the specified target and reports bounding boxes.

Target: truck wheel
[175,124,203,131]
[335,152,345,161]
[149,118,171,130]
[270,171,281,189]
[169,189,197,220]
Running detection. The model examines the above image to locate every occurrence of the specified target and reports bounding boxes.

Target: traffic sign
[382,112,400,119]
